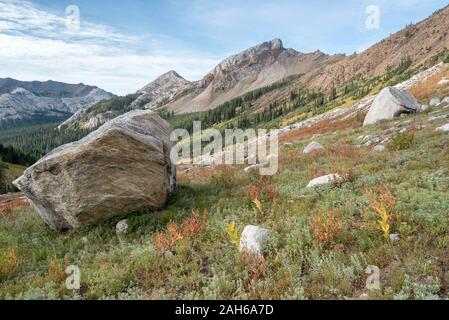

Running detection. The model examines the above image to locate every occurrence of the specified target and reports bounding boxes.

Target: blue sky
[0,0,447,94]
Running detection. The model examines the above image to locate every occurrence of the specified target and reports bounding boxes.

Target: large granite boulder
[363,87,420,126]
[14,110,176,231]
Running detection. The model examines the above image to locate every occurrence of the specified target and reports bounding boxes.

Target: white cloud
[0,0,220,95]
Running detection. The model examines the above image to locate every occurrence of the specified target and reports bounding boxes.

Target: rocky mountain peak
[198,38,293,89]
[139,70,191,94]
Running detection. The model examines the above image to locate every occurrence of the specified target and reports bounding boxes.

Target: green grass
[1,109,449,300]
[0,163,25,193]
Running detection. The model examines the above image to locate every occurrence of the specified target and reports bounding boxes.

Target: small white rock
[438,78,449,86]
[436,123,449,132]
[307,174,343,188]
[303,141,325,154]
[389,233,400,242]
[419,104,429,112]
[116,219,129,234]
[429,98,441,107]
[359,293,370,300]
[373,145,386,152]
[240,225,270,256]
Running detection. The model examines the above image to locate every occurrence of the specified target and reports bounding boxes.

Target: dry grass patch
[410,69,449,101]
[280,114,363,144]
[0,247,21,281]
[0,193,29,217]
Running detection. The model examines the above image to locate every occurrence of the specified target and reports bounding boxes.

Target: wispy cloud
[0,0,219,95]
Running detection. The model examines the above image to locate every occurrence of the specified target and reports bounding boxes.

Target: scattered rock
[13,110,177,231]
[244,164,264,173]
[364,135,384,147]
[429,98,441,107]
[240,225,270,256]
[307,174,343,188]
[303,141,325,154]
[436,123,449,132]
[359,293,370,300]
[389,233,400,242]
[442,97,449,104]
[116,219,129,234]
[419,104,429,112]
[429,115,448,121]
[363,87,420,126]
[438,77,449,85]
[373,145,386,152]
[283,142,293,146]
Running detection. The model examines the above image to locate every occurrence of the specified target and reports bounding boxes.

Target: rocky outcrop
[0,78,114,128]
[363,87,420,126]
[132,71,195,110]
[14,110,176,231]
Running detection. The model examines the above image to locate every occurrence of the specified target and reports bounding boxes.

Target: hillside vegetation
[1,74,449,299]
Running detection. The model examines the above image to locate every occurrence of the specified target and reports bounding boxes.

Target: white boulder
[438,78,449,85]
[429,98,441,107]
[240,225,270,256]
[303,141,325,154]
[363,87,420,126]
[373,145,386,152]
[436,123,449,132]
[307,174,343,188]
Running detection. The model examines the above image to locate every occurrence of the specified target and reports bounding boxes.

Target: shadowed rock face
[14,110,176,231]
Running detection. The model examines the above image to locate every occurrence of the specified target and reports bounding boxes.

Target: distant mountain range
[0,79,114,129]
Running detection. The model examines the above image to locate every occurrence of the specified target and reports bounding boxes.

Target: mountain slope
[303,5,449,92]
[58,5,449,136]
[0,79,114,128]
[164,39,343,114]
[61,39,343,129]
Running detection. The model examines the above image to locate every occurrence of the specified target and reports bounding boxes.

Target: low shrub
[154,209,208,253]
[388,131,415,151]
[309,210,343,248]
